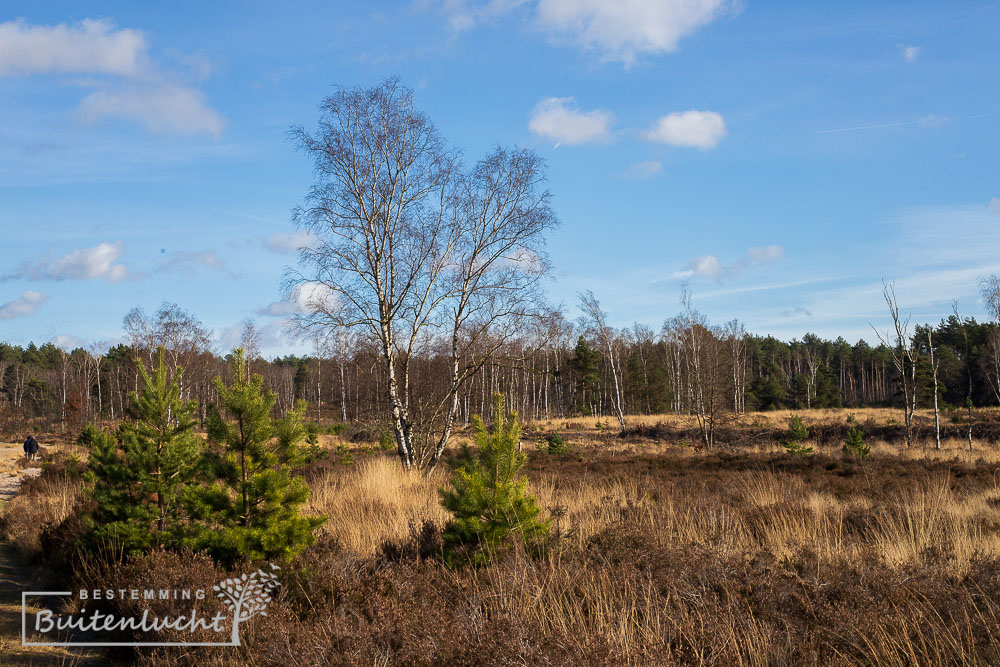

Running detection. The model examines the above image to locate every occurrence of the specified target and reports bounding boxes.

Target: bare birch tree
[980,274,1000,323]
[579,291,625,435]
[681,288,723,448]
[288,77,556,472]
[725,320,747,414]
[981,276,1000,405]
[122,302,211,400]
[239,317,262,366]
[951,302,974,450]
[873,281,916,448]
[919,324,941,449]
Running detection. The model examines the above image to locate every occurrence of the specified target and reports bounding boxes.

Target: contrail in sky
[816,120,917,134]
[817,113,993,134]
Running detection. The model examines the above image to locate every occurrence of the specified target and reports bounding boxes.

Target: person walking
[23,434,39,462]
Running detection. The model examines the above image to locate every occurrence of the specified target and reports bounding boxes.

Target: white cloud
[767,202,1000,339]
[48,242,129,282]
[747,245,784,263]
[989,198,1000,213]
[430,0,530,31]
[4,242,129,283]
[528,97,614,146]
[50,333,85,351]
[918,114,949,128]
[157,250,234,277]
[674,255,725,280]
[258,282,339,317]
[643,110,727,149]
[672,245,785,282]
[496,247,545,274]
[428,0,733,64]
[623,160,663,180]
[257,301,299,317]
[217,318,288,356]
[0,19,223,138]
[265,231,319,254]
[0,291,47,319]
[781,306,812,318]
[0,18,147,77]
[77,85,224,138]
[901,45,920,63]
[534,0,733,64]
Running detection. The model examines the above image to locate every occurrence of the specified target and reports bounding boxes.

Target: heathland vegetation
[3,79,1000,665]
[5,409,1000,664]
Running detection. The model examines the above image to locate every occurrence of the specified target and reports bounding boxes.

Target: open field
[534,407,1000,431]
[2,410,1000,664]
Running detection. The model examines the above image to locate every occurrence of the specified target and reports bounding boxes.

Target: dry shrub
[0,458,84,558]
[125,529,1000,666]
[17,430,1000,665]
[306,455,450,556]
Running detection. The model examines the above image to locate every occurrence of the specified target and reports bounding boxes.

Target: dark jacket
[23,436,39,454]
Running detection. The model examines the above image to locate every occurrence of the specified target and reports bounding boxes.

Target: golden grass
[305,445,1000,578]
[0,474,83,556]
[0,444,24,476]
[5,416,999,665]
[530,406,1000,431]
[306,456,451,555]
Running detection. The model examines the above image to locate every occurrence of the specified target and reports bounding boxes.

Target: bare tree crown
[286,77,558,470]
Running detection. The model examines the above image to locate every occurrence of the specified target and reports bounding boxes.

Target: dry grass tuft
[306,455,451,556]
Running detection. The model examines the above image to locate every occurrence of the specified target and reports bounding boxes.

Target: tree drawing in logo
[213,564,281,645]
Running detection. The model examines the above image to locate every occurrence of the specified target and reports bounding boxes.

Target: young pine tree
[843,424,870,460]
[186,349,324,562]
[440,393,548,563]
[782,414,814,456]
[84,349,204,553]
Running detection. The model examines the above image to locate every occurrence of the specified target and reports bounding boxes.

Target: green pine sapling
[185,348,325,562]
[84,348,204,553]
[782,415,813,456]
[440,393,548,563]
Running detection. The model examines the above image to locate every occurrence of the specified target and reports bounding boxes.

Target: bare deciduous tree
[288,77,557,472]
[872,281,916,448]
[919,325,941,449]
[980,274,1000,322]
[579,291,625,435]
[724,320,747,414]
[980,276,1000,407]
[951,302,974,450]
[123,302,211,399]
[681,288,724,448]
[239,317,262,366]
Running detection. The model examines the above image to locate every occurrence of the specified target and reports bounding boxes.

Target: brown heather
[4,411,1000,664]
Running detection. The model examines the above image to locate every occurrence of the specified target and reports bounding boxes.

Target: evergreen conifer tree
[843,419,870,459]
[186,349,324,562]
[568,336,600,414]
[782,414,813,456]
[440,393,548,563]
[84,348,203,553]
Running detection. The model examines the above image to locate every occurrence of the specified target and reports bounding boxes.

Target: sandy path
[0,468,41,503]
[0,443,100,665]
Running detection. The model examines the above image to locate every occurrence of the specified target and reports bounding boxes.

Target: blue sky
[1,1,998,356]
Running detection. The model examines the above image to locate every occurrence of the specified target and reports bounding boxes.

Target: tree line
[4,78,1000,462]
[3,297,998,440]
